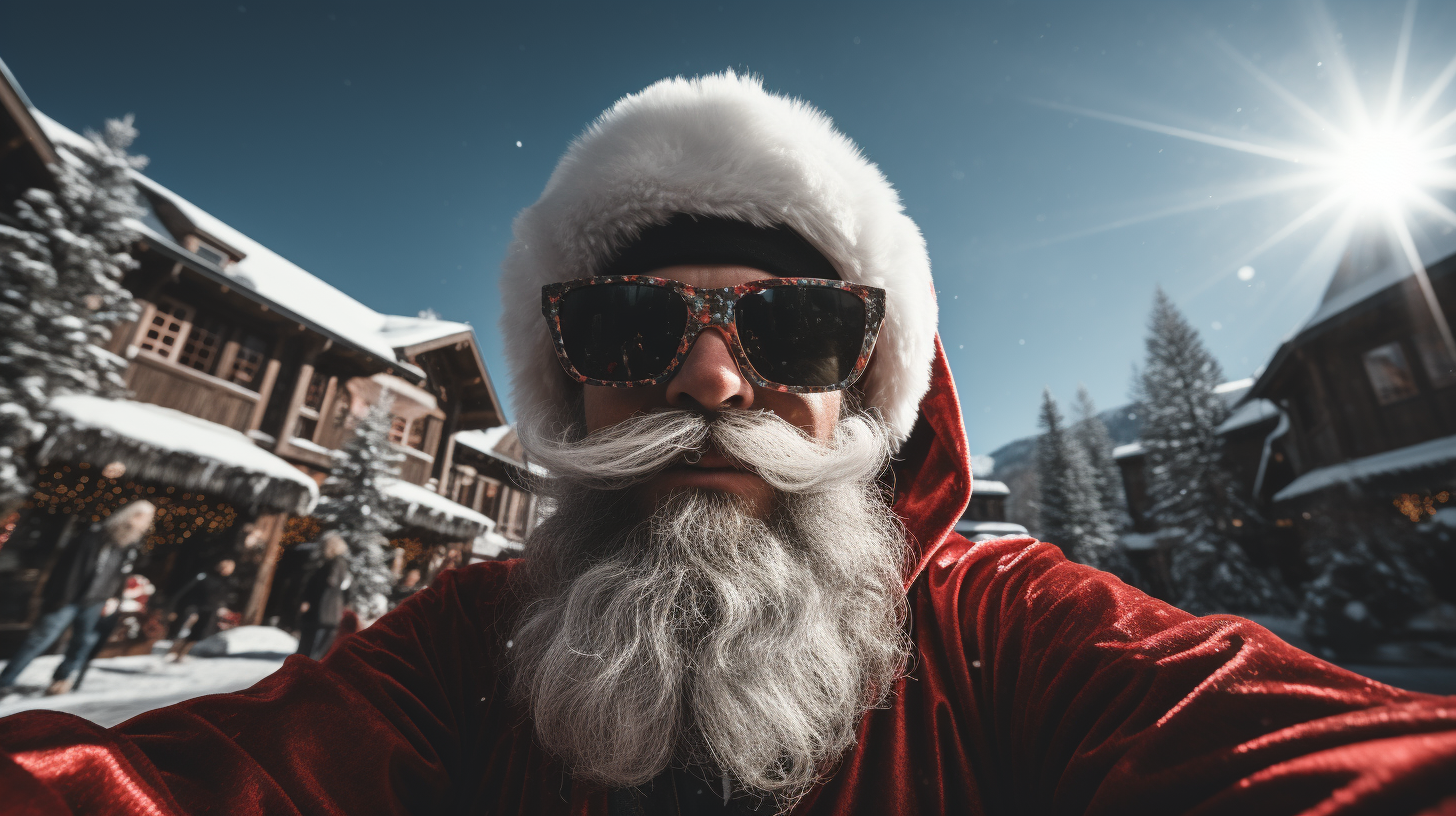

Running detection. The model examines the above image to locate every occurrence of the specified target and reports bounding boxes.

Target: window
[303,369,328,410]
[140,299,192,359]
[389,415,408,444]
[1414,333,1456,389]
[292,369,329,443]
[178,315,227,374]
[227,335,268,387]
[407,416,429,451]
[194,242,228,266]
[1362,342,1420,405]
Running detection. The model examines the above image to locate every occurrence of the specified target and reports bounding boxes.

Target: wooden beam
[247,357,282,433]
[242,512,289,626]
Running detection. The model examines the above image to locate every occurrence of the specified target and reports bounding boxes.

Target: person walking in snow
[165,558,237,663]
[4,74,1456,814]
[0,500,154,696]
[295,534,350,661]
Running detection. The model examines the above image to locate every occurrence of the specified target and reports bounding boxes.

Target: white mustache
[519,409,893,494]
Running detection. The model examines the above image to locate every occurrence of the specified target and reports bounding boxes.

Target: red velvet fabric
[3,340,1455,814]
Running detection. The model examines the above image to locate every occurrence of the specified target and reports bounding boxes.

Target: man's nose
[665,328,754,411]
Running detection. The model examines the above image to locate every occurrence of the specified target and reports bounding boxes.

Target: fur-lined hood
[500,71,937,445]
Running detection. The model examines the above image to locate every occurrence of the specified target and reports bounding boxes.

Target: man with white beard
[3,72,1455,816]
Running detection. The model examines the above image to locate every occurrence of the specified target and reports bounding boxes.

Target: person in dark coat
[0,500,155,695]
[295,534,350,661]
[165,559,237,662]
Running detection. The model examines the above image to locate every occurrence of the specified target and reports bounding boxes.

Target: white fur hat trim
[499,71,937,445]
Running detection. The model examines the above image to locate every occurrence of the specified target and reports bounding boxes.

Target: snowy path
[0,653,284,728]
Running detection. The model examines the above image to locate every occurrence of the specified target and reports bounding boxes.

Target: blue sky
[5,1,1454,455]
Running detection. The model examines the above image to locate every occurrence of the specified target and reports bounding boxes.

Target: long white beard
[509,410,910,801]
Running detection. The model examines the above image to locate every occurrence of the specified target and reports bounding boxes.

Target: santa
[3,72,1454,815]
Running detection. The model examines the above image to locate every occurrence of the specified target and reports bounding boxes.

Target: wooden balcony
[125,352,260,432]
[396,445,434,486]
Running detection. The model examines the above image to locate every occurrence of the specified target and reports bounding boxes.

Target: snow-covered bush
[0,117,145,512]
[1300,502,1449,659]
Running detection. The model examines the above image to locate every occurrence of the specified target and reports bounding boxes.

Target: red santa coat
[3,342,1456,815]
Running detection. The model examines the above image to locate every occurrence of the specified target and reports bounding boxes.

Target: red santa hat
[500,71,937,446]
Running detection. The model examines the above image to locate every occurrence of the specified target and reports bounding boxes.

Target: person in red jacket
[3,71,1455,816]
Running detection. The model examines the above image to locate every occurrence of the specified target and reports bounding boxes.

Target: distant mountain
[979,403,1143,534]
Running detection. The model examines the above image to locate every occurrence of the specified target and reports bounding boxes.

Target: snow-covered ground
[0,651,285,728]
[1,621,1450,733]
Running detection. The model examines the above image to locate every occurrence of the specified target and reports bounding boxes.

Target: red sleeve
[929,535,1456,815]
[0,561,519,815]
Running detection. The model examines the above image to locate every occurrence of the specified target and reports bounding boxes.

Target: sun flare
[1330,127,1427,207]
[1036,0,1456,357]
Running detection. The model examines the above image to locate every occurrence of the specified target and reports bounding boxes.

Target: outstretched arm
[937,536,1456,814]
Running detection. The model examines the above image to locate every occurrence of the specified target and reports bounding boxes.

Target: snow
[970,479,1009,497]
[376,314,473,350]
[190,626,298,658]
[954,520,1029,539]
[46,394,318,508]
[0,652,284,728]
[1112,442,1144,460]
[1120,532,1159,551]
[455,426,515,458]
[32,111,476,372]
[455,426,549,476]
[471,530,520,559]
[1217,398,1281,434]
[383,478,494,532]
[1274,433,1456,502]
[287,437,334,456]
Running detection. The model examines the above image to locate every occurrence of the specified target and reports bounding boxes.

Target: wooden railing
[126,353,260,432]
[396,445,434,486]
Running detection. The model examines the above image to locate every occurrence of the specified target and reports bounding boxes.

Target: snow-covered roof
[1113,442,1144,460]
[382,478,493,539]
[1273,433,1456,503]
[1119,532,1159,552]
[1217,398,1281,435]
[971,479,1009,497]
[455,426,514,458]
[953,520,1029,539]
[455,425,547,476]
[377,314,473,350]
[470,530,521,560]
[40,395,319,515]
[30,110,474,371]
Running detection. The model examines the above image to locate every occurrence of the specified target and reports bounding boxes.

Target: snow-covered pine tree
[1137,288,1287,614]
[0,117,145,513]
[1073,385,1132,532]
[1035,389,1131,577]
[317,397,404,621]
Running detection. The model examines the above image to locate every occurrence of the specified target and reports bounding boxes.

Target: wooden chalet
[953,479,1028,542]
[1113,222,1456,591]
[0,63,534,652]
[1243,224,1456,540]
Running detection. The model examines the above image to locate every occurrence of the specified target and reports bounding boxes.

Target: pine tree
[1073,385,1132,532]
[0,117,145,513]
[1136,288,1287,614]
[1035,389,1131,578]
[317,398,404,621]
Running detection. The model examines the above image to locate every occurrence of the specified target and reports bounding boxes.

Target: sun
[1033,0,1456,359]
[1331,127,1427,207]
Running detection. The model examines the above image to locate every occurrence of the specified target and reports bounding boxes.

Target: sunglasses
[542,276,886,392]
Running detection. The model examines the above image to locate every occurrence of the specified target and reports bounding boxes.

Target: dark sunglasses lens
[736,286,867,388]
[558,283,687,382]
